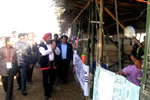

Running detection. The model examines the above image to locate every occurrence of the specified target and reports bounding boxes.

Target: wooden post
[98,0,103,63]
[142,0,150,88]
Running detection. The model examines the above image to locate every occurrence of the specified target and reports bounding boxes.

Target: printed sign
[93,65,140,100]
[73,50,89,96]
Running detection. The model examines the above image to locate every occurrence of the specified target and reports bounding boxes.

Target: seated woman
[117,55,142,86]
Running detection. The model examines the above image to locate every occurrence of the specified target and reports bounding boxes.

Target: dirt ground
[0,66,84,100]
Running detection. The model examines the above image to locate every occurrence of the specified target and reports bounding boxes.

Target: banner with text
[73,50,89,96]
[93,65,140,100]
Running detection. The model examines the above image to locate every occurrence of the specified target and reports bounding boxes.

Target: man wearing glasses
[14,33,33,96]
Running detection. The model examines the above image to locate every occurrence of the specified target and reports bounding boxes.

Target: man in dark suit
[14,33,33,96]
[0,37,18,100]
[57,35,73,84]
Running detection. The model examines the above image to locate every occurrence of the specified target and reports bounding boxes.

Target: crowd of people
[0,30,145,100]
[0,31,73,100]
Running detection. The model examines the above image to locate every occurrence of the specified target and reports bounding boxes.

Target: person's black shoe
[44,96,48,100]
[22,90,27,96]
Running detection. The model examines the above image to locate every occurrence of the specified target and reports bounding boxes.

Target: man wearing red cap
[39,33,60,100]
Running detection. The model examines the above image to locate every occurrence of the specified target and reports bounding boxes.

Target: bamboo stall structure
[53,0,149,99]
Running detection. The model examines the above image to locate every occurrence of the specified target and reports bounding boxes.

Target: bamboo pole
[98,0,103,62]
[103,7,142,47]
[142,0,150,89]
[65,0,93,32]
[87,7,91,100]
[90,1,95,99]
[114,0,121,70]
[91,0,95,74]
[104,7,125,29]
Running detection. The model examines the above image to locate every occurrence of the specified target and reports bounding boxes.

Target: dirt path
[0,67,84,100]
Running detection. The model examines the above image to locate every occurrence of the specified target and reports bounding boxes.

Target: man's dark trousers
[42,70,51,97]
[59,59,70,83]
[2,75,14,100]
[42,68,56,97]
[27,64,34,82]
[17,65,28,91]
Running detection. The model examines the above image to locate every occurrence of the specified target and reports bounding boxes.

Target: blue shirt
[61,43,67,59]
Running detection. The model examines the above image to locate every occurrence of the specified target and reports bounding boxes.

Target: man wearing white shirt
[57,35,73,84]
[39,33,60,100]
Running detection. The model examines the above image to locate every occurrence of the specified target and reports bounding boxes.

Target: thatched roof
[54,0,147,33]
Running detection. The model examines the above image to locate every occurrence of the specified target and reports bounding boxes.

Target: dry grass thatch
[53,0,89,32]
[53,0,147,33]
